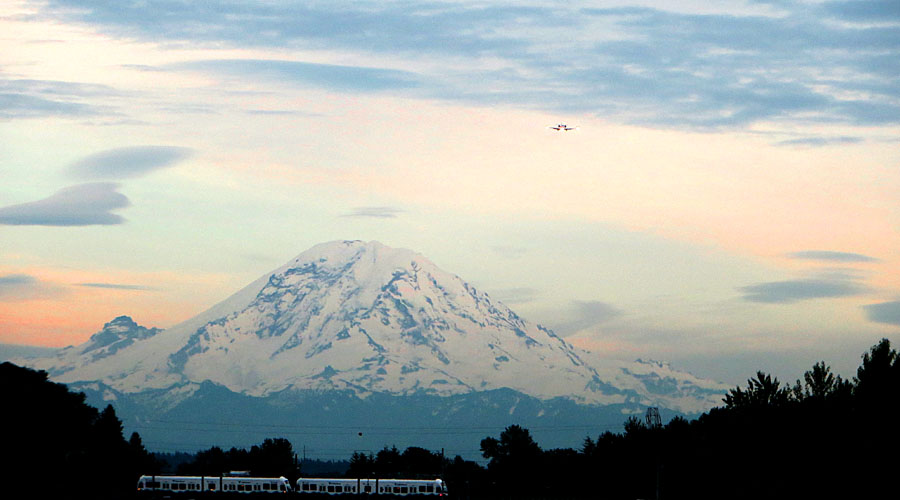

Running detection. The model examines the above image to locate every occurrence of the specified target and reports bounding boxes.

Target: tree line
[3,337,898,498]
[1,361,156,499]
[469,338,900,499]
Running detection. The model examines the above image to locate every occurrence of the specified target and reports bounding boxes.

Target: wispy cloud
[38,0,900,129]
[739,278,867,303]
[75,282,153,291]
[0,78,117,119]
[171,59,420,93]
[0,91,95,119]
[549,300,623,336]
[69,146,193,180]
[824,0,900,22]
[340,206,405,218]
[0,274,65,302]
[0,183,130,226]
[863,300,900,326]
[774,136,865,147]
[786,250,879,263]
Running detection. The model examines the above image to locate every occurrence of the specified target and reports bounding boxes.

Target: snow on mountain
[23,240,726,414]
[33,315,161,378]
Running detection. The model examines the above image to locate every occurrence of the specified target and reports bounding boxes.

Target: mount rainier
[23,240,727,453]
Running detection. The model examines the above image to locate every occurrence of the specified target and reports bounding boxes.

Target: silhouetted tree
[481,425,542,497]
[854,338,898,405]
[347,451,376,478]
[375,445,402,477]
[251,437,298,480]
[1,362,147,499]
[724,371,792,409]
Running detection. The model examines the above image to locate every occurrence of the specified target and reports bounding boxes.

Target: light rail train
[136,475,447,496]
[137,475,290,493]
[296,477,447,496]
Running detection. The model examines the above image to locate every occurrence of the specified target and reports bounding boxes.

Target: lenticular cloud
[0,183,130,226]
[70,146,193,180]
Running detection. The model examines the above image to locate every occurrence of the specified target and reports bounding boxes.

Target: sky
[1,0,898,386]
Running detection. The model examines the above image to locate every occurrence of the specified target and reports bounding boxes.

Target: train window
[209,484,216,490]
[364,486,372,493]
[401,486,409,494]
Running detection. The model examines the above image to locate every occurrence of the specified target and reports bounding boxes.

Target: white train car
[296,477,447,496]
[137,474,291,493]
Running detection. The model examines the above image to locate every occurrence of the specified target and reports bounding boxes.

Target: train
[137,475,447,496]
[137,475,291,493]
[296,477,446,496]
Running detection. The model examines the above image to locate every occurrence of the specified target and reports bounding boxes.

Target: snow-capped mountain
[41,315,161,376]
[26,240,726,415]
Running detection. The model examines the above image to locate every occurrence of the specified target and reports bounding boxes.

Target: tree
[792,361,852,403]
[724,371,792,409]
[854,338,898,405]
[347,451,376,478]
[251,438,298,480]
[481,425,542,496]
[1,362,145,498]
[480,424,541,469]
[375,445,402,477]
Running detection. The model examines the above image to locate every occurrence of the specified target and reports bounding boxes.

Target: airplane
[549,123,578,131]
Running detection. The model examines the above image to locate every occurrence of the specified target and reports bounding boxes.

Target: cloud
[549,300,624,335]
[340,206,405,218]
[863,301,900,326]
[775,136,865,147]
[0,274,65,301]
[0,183,130,226]
[0,78,117,119]
[786,250,879,263]
[0,92,95,119]
[75,282,153,291]
[69,146,193,179]
[38,0,900,128]
[824,0,900,22]
[739,278,867,303]
[172,59,420,93]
